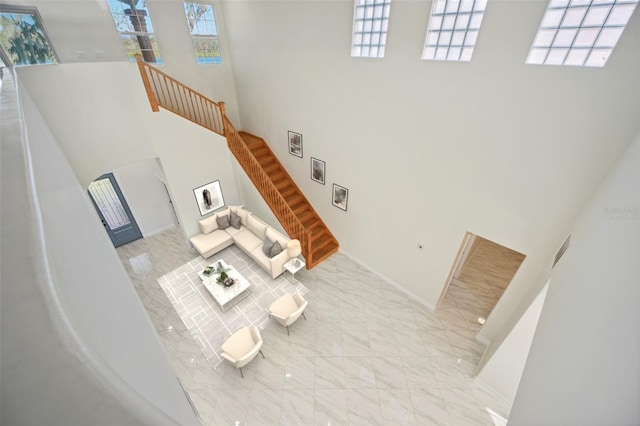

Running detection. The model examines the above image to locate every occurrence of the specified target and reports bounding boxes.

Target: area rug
[158,245,308,368]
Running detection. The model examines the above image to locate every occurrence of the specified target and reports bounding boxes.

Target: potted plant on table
[216,271,236,287]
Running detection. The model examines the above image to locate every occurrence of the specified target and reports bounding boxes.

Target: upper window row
[0,1,221,67]
[351,0,639,67]
[2,0,637,68]
[107,0,221,65]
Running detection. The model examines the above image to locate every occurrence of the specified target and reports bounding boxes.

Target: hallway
[443,236,525,321]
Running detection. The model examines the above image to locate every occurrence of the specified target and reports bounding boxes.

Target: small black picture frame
[288,131,303,158]
[332,183,348,211]
[311,157,326,185]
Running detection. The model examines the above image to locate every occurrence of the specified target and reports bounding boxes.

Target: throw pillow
[262,237,274,256]
[230,211,241,229]
[269,240,283,258]
[216,214,230,230]
[236,208,250,226]
[198,215,218,234]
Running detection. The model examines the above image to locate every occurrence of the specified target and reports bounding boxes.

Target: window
[183,2,221,64]
[107,0,162,64]
[422,0,488,62]
[527,0,639,67]
[0,5,58,66]
[351,0,391,58]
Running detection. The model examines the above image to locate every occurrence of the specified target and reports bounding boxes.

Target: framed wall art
[332,183,348,211]
[311,157,326,184]
[288,131,303,158]
[193,180,224,216]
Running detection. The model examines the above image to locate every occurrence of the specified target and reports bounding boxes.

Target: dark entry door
[88,173,143,247]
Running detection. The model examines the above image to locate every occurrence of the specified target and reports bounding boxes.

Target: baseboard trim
[472,377,514,408]
[144,223,177,238]
[338,248,436,312]
[476,333,491,346]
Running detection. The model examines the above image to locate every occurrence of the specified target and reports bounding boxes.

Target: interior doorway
[439,232,526,324]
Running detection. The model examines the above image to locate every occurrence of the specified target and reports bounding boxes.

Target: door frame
[437,231,474,307]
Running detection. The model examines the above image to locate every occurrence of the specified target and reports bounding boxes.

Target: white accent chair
[268,293,308,335]
[220,326,265,378]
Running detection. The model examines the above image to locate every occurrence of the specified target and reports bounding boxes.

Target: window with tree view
[107,0,162,64]
[0,6,58,67]
[184,2,221,64]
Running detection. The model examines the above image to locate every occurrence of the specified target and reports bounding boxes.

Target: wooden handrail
[135,54,224,136]
[220,103,313,263]
[136,57,313,263]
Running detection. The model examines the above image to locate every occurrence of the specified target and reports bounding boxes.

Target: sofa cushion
[233,228,263,253]
[216,214,230,230]
[224,224,245,237]
[230,211,241,229]
[269,240,283,258]
[216,206,230,217]
[262,237,274,256]
[190,230,233,255]
[198,215,218,234]
[229,205,244,214]
[250,246,271,271]
[247,215,268,240]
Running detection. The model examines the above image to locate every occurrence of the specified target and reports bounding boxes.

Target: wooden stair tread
[235,130,338,270]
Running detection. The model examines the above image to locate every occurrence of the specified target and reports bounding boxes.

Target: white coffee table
[197,259,251,312]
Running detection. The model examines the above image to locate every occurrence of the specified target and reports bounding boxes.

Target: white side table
[283,257,305,277]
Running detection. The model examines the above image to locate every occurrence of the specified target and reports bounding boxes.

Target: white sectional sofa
[189,205,293,279]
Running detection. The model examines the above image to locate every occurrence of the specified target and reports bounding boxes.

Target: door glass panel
[88,178,131,229]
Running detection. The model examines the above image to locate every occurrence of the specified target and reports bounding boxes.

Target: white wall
[0,72,198,425]
[141,105,243,238]
[9,0,243,126]
[113,158,177,237]
[508,133,640,425]
[17,61,242,240]
[477,282,549,404]
[222,0,640,356]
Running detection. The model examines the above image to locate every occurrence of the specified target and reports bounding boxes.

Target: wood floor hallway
[442,235,526,322]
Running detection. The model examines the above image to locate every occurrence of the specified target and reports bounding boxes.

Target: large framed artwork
[311,157,326,185]
[332,183,348,211]
[288,131,303,158]
[193,180,224,216]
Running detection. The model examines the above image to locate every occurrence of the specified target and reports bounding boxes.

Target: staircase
[135,55,338,269]
[239,132,340,266]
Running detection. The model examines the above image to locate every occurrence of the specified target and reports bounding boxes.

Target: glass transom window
[527,0,639,67]
[422,0,488,62]
[351,0,391,58]
[183,2,221,64]
[107,0,162,64]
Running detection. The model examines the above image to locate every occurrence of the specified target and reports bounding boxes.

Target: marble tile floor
[117,226,511,426]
